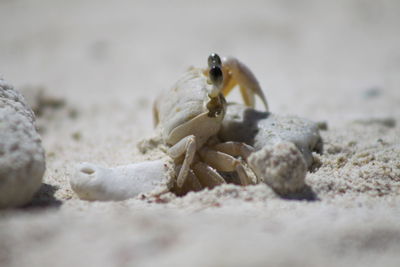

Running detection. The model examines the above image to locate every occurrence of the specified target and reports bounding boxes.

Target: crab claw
[221,57,269,111]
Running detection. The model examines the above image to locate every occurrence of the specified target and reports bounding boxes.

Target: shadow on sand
[23,183,62,209]
[278,185,319,201]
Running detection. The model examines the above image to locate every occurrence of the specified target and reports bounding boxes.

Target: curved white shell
[70,160,171,201]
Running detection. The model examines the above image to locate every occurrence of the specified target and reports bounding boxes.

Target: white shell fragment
[0,79,45,208]
[219,103,323,168]
[71,160,172,201]
[248,142,307,194]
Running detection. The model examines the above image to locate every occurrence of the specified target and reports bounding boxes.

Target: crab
[71,53,269,200]
[71,54,324,201]
[152,53,268,192]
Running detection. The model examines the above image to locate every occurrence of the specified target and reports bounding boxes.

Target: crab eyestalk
[208,53,223,98]
[206,53,226,117]
[208,53,222,67]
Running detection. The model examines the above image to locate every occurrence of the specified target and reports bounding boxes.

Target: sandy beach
[1,0,399,266]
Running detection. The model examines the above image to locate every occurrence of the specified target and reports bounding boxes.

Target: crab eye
[208,53,222,68]
[209,65,223,86]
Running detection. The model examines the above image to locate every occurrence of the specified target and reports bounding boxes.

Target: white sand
[0,0,399,266]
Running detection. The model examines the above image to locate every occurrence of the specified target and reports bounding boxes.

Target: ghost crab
[153,53,268,192]
[71,53,325,201]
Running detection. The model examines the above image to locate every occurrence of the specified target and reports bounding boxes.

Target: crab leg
[212,141,255,160]
[173,167,203,195]
[183,169,203,192]
[221,57,269,110]
[199,147,254,186]
[192,161,226,189]
[168,135,197,188]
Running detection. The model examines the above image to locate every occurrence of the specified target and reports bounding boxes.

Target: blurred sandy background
[0,0,399,266]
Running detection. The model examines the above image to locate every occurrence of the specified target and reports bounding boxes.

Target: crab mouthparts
[207,93,226,118]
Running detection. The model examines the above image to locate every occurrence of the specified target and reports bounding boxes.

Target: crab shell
[153,67,225,148]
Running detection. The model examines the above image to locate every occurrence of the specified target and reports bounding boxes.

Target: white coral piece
[71,160,173,201]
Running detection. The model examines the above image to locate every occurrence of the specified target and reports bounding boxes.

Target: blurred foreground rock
[0,79,45,208]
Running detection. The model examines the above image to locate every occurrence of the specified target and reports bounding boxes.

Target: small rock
[248,142,307,195]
